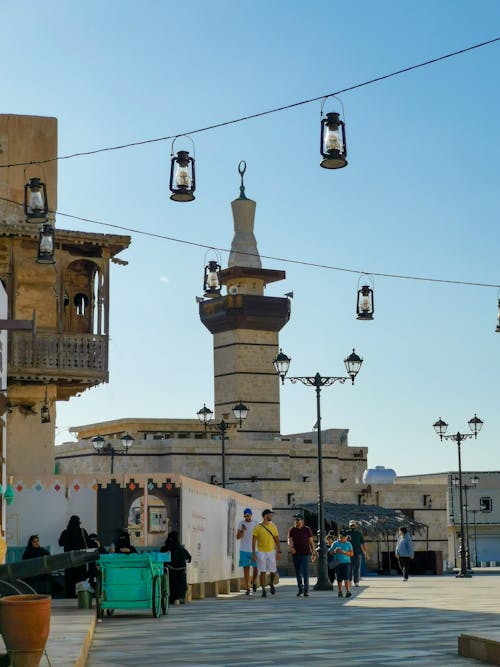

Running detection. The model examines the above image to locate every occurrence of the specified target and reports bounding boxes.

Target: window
[74,293,89,316]
[480,497,493,513]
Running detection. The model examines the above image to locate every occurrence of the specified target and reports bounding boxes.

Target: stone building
[0,114,130,477]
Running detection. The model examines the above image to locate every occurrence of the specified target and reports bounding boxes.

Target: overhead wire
[1,194,498,288]
[0,36,499,169]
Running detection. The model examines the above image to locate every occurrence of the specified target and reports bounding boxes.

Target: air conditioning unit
[228,285,239,295]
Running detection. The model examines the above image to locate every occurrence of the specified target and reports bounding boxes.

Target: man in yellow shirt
[252,509,281,598]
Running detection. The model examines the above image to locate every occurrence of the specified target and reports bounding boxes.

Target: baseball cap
[293,513,304,520]
[243,508,253,515]
[340,530,348,537]
[262,508,273,517]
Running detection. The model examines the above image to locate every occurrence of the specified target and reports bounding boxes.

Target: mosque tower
[199,164,290,438]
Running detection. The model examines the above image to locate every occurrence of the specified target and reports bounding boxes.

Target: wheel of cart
[161,569,169,615]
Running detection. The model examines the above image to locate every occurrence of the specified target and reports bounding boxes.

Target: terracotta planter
[0,594,51,667]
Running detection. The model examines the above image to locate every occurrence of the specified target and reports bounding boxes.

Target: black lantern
[273,348,291,385]
[356,276,374,320]
[433,418,448,439]
[496,293,500,333]
[320,109,347,169]
[121,432,135,450]
[169,146,196,202]
[36,223,55,264]
[92,434,105,451]
[203,260,221,297]
[40,384,50,424]
[197,403,214,426]
[232,401,249,426]
[468,414,483,437]
[24,177,49,222]
[344,349,363,383]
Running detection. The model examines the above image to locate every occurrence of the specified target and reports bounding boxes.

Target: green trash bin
[77,590,92,609]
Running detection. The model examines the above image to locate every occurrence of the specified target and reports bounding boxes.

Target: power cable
[0,36,499,169]
[1,194,498,288]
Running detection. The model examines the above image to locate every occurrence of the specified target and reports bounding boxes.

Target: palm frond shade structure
[301,502,427,538]
[24,177,48,222]
[320,111,347,169]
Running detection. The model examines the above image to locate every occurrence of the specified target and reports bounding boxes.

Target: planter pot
[0,594,51,667]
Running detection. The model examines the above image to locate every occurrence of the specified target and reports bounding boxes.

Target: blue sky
[2,1,500,476]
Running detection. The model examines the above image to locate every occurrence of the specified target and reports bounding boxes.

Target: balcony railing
[9,331,108,381]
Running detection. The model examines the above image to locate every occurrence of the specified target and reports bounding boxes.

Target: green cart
[95,552,170,619]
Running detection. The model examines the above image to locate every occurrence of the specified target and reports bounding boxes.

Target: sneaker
[245,590,251,596]
[338,591,343,597]
[252,582,257,593]
[261,590,267,598]
[354,583,360,587]
[346,591,352,598]
[270,584,276,595]
[303,591,309,597]
[297,591,302,597]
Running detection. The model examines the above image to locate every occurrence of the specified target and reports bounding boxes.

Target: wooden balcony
[8,331,109,384]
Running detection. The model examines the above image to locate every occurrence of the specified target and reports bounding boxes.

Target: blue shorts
[239,550,257,568]
[335,562,351,582]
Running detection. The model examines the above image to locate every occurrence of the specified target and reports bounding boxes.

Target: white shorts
[256,551,276,573]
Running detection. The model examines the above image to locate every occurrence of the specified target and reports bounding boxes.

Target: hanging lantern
[40,384,50,424]
[496,292,500,333]
[24,177,49,222]
[37,223,55,264]
[356,275,374,321]
[203,260,222,297]
[320,102,347,169]
[169,137,196,202]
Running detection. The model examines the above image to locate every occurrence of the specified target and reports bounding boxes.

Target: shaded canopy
[301,502,427,538]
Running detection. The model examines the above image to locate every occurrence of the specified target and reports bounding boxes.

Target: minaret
[199,163,290,437]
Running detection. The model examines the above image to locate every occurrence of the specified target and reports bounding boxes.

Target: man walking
[287,513,316,597]
[348,519,367,587]
[236,508,258,595]
[252,509,281,598]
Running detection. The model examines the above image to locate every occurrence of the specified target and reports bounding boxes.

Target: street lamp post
[91,433,135,474]
[273,348,363,591]
[471,508,480,567]
[433,415,483,578]
[197,402,249,488]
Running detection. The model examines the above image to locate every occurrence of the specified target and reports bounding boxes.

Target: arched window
[74,293,89,316]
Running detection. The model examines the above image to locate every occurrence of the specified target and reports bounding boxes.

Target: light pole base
[313,579,333,591]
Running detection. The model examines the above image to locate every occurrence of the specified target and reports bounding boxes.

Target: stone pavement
[85,572,500,666]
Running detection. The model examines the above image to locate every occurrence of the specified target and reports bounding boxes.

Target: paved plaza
[84,572,500,667]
